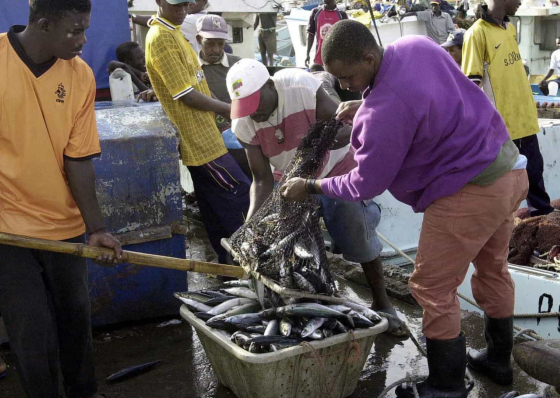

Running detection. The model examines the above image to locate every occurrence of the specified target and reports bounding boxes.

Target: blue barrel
[90,101,186,326]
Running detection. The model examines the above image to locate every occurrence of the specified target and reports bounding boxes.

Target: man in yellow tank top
[0,0,121,396]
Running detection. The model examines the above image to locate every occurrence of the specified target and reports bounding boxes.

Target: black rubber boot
[395,332,469,398]
[467,315,514,385]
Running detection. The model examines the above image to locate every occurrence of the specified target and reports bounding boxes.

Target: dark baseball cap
[441,30,465,49]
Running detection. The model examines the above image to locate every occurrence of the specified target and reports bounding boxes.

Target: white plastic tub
[180,305,388,398]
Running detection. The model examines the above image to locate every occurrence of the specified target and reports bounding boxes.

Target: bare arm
[242,142,274,220]
[305,33,315,66]
[254,14,260,31]
[108,61,149,92]
[64,158,122,262]
[178,90,231,119]
[316,87,351,149]
[540,69,555,87]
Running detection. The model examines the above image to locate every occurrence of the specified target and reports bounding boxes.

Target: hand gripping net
[229,119,343,296]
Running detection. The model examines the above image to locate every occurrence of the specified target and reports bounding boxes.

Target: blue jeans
[320,197,383,263]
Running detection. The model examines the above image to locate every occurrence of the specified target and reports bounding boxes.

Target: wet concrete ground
[0,270,548,398]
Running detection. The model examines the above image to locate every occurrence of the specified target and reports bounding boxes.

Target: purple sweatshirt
[321,36,510,212]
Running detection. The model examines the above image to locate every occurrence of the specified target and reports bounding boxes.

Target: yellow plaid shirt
[145,16,227,166]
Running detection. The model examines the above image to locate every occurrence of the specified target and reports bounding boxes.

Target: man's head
[556,37,560,49]
[430,0,441,15]
[441,30,465,65]
[323,0,337,9]
[309,63,325,72]
[116,41,146,72]
[156,0,193,26]
[504,0,521,15]
[226,59,277,122]
[321,20,381,93]
[188,0,209,15]
[28,0,91,60]
[486,0,521,16]
[196,15,230,64]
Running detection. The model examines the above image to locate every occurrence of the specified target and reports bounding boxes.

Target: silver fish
[207,298,254,316]
[309,330,324,340]
[301,318,326,338]
[264,319,279,336]
[276,303,354,327]
[260,213,279,224]
[223,302,261,317]
[223,279,251,288]
[342,301,382,323]
[176,297,212,313]
[279,319,292,337]
[223,287,258,300]
[294,241,314,259]
[326,305,352,314]
[174,291,213,303]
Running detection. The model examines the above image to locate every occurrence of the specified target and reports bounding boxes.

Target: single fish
[260,213,279,224]
[204,296,238,306]
[223,302,261,317]
[276,303,354,327]
[174,291,213,303]
[308,330,324,340]
[206,314,231,330]
[223,287,258,300]
[350,311,376,328]
[342,301,382,323]
[200,290,228,298]
[175,297,212,313]
[106,360,161,383]
[264,319,279,336]
[279,319,292,337]
[225,314,263,331]
[223,279,251,288]
[207,298,254,316]
[193,312,214,321]
[294,241,313,259]
[301,318,326,338]
[245,325,266,334]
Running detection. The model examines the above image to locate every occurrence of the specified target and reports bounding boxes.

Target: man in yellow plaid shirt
[146,0,250,263]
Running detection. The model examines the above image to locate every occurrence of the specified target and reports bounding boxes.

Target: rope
[300,330,361,398]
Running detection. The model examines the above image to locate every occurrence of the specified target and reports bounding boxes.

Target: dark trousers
[188,153,250,264]
[513,134,554,216]
[0,235,97,398]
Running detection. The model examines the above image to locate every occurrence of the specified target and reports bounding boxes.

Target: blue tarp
[0,1,130,90]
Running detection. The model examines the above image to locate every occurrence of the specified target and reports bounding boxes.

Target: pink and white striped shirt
[232,69,355,181]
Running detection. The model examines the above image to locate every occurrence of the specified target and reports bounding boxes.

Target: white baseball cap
[226,59,270,119]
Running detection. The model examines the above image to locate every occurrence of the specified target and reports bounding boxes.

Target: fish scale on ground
[174,279,382,354]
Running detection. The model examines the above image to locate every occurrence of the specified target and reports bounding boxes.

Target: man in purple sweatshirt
[281,20,528,397]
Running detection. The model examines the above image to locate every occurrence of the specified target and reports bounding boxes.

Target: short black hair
[116,41,141,63]
[309,63,324,72]
[321,19,378,66]
[29,0,92,23]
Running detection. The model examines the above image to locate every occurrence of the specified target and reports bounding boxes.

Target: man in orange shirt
[0,1,121,396]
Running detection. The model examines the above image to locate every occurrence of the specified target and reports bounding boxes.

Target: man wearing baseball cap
[226,60,408,337]
[196,14,250,178]
[145,0,250,264]
[441,29,465,65]
[402,0,455,44]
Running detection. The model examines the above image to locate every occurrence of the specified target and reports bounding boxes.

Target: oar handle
[0,232,245,278]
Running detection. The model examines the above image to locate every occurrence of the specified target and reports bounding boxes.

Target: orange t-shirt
[0,27,101,240]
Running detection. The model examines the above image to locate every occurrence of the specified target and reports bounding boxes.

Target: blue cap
[441,30,465,48]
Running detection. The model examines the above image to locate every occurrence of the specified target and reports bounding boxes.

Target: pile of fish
[175,279,382,354]
[229,120,344,296]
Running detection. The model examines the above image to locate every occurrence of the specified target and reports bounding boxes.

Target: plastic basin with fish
[180,305,388,398]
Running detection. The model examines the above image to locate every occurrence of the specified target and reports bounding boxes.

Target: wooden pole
[0,232,246,278]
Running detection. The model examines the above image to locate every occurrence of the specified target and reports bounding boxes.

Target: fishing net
[229,119,343,296]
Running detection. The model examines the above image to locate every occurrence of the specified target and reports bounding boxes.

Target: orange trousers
[409,170,529,340]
